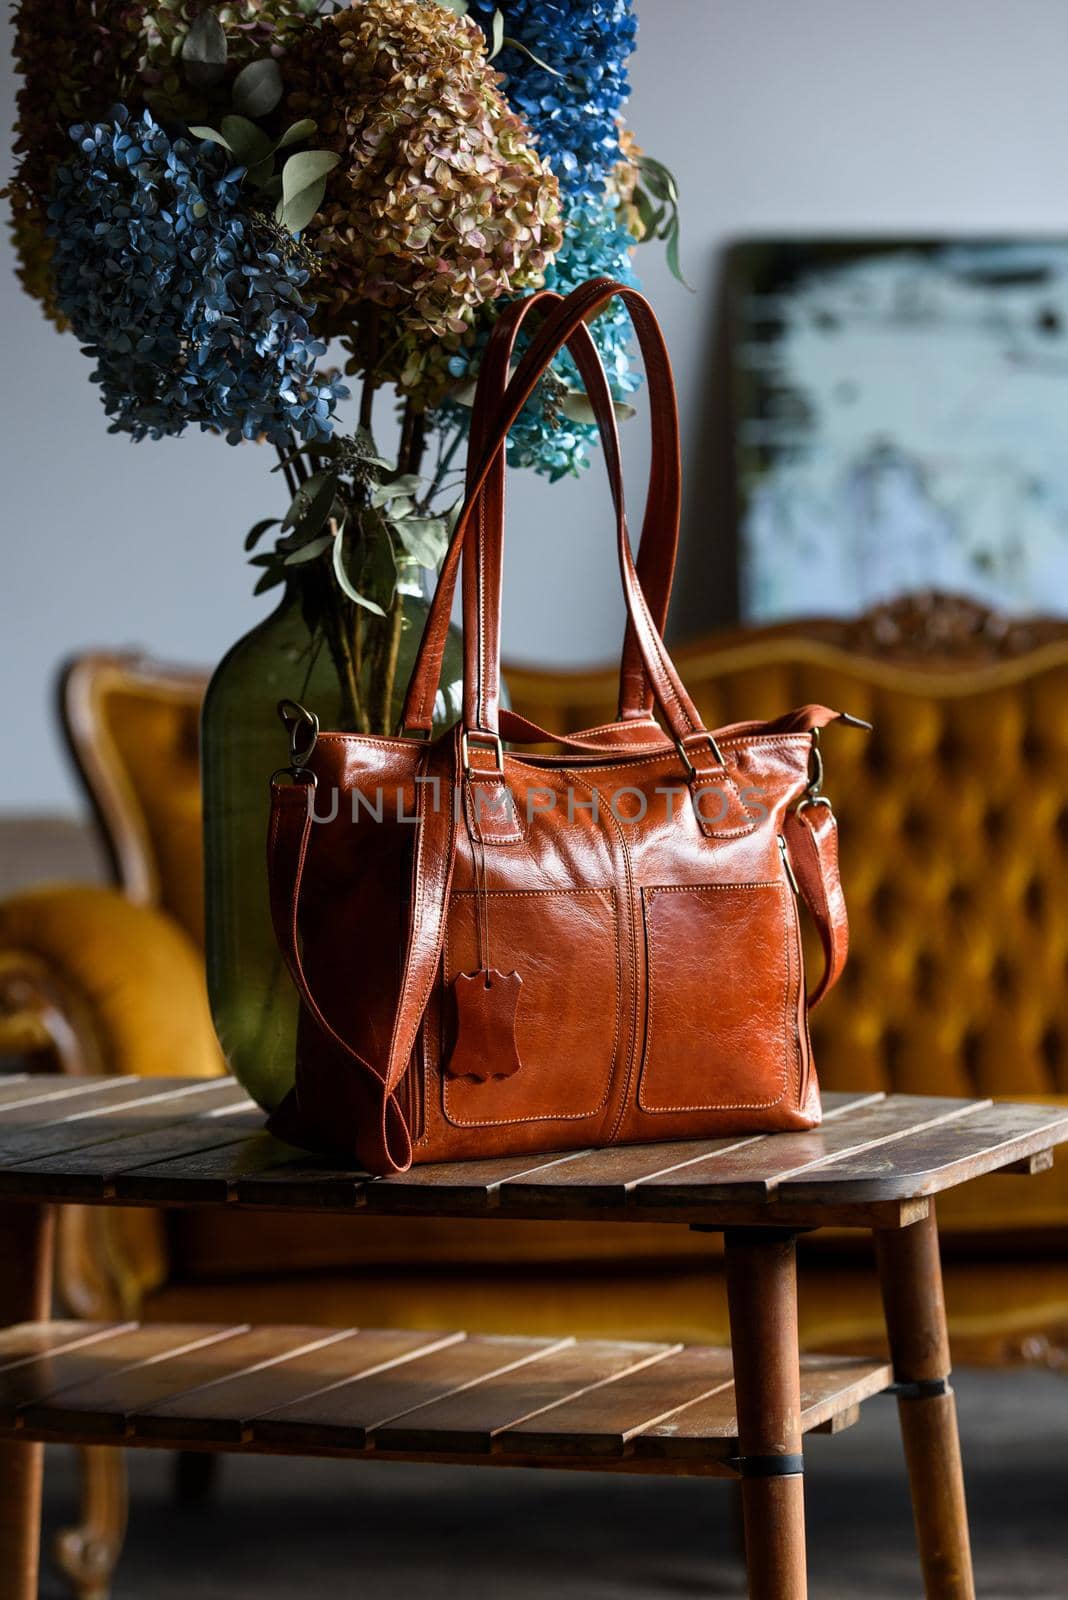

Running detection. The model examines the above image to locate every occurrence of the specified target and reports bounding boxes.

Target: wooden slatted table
[0,1075,1066,1600]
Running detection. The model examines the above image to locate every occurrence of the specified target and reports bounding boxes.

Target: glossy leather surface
[267,284,852,1172]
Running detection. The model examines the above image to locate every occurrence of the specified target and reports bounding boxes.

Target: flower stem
[376,404,427,733]
[274,441,299,500]
[358,307,380,433]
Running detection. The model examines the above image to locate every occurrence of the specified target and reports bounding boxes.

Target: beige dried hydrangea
[606,127,646,242]
[286,0,565,401]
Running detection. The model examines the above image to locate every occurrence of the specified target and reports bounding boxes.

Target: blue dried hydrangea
[444,199,640,480]
[46,107,347,445]
[450,1,643,478]
[469,0,637,206]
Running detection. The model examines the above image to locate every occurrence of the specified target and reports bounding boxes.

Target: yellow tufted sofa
[2,594,1068,1345]
[2,593,1068,1595]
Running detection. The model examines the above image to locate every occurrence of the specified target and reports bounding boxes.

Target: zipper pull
[777,833,800,896]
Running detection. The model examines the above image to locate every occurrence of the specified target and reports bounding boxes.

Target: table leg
[0,1202,55,1600]
[874,1205,975,1600]
[724,1227,807,1600]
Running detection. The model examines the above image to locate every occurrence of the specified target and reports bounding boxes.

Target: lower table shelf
[0,1321,890,1477]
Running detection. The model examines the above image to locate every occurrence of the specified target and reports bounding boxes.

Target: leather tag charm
[447,969,524,1081]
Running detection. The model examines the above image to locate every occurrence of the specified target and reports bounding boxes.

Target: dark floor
[38,1368,1068,1599]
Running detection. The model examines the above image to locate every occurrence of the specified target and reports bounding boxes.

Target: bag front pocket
[441,888,622,1129]
[638,882,799,1114]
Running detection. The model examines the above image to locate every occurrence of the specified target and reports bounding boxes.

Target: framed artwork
[728,238,1068,620]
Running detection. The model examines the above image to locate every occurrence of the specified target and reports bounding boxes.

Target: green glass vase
[202,563,463,1112]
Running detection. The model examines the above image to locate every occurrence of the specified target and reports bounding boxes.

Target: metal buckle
[674,730,725,779]
[795,794,832,816]
[790,727,832,817]
[461,729,505,775]
[270,765,318,789]
[807,726,824,796]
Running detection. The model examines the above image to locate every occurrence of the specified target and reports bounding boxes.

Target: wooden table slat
[499,1093,892,1209]
[0,1106,264,1199]
[0,1078,148,1116]
[360,1149,596,1214]
[634,1355,894,1461]
[629,1095,988,1207]
[0,1077,39,1109]
[112,1132,307,1204]
[497,1345,737,1457]
[251,1334,571,1450]
[0,1080,252,1165]
[133,1328,449,1442]
[773,1101,1068,1202]
[0,1323,134,1375]
[374,1339,676,1455]
[0,1324,240,1428]
[233,1156,371,1210]
[24,1326,354,1438]
[0,1077,210,1131]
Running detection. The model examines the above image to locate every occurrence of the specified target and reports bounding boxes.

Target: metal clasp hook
[273,699,319,785]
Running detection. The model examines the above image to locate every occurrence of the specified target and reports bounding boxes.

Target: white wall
[4,0,1068,810]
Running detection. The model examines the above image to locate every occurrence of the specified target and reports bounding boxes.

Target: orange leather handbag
[266,278,860,1175]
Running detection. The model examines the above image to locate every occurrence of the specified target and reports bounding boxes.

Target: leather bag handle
[401,277,682,737]
[458,284,712,753]
[403,281,714,769]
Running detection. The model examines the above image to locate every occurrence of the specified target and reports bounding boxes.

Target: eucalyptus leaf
[395,515,448,570]
[359,513,398,612]
[253,565,286,595]
[663,217,693,291]
[233,57,284,118]
[220,114,274,166]
[245,156,275,190]
[350,426,395,471]
[182,10,227,87]
[437,0,469,13]
[189,124,230,152]
[279,179,326,236]
[636,154,680,204]
[501,34,564,76]
[634,186,663,239]
[282,470,338,536]
[489,7,505,58]
[370,473,424,507]
[282,149,341,203]
[244,517,280,551]
[634,153,692,290]
[449,379,478,407]
[277,118,317,151]
[332,524,388,614]
[278,149,340,234]
[283,533,332,565]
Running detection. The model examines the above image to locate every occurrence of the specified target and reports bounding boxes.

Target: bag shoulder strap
[266,732,460,1173]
